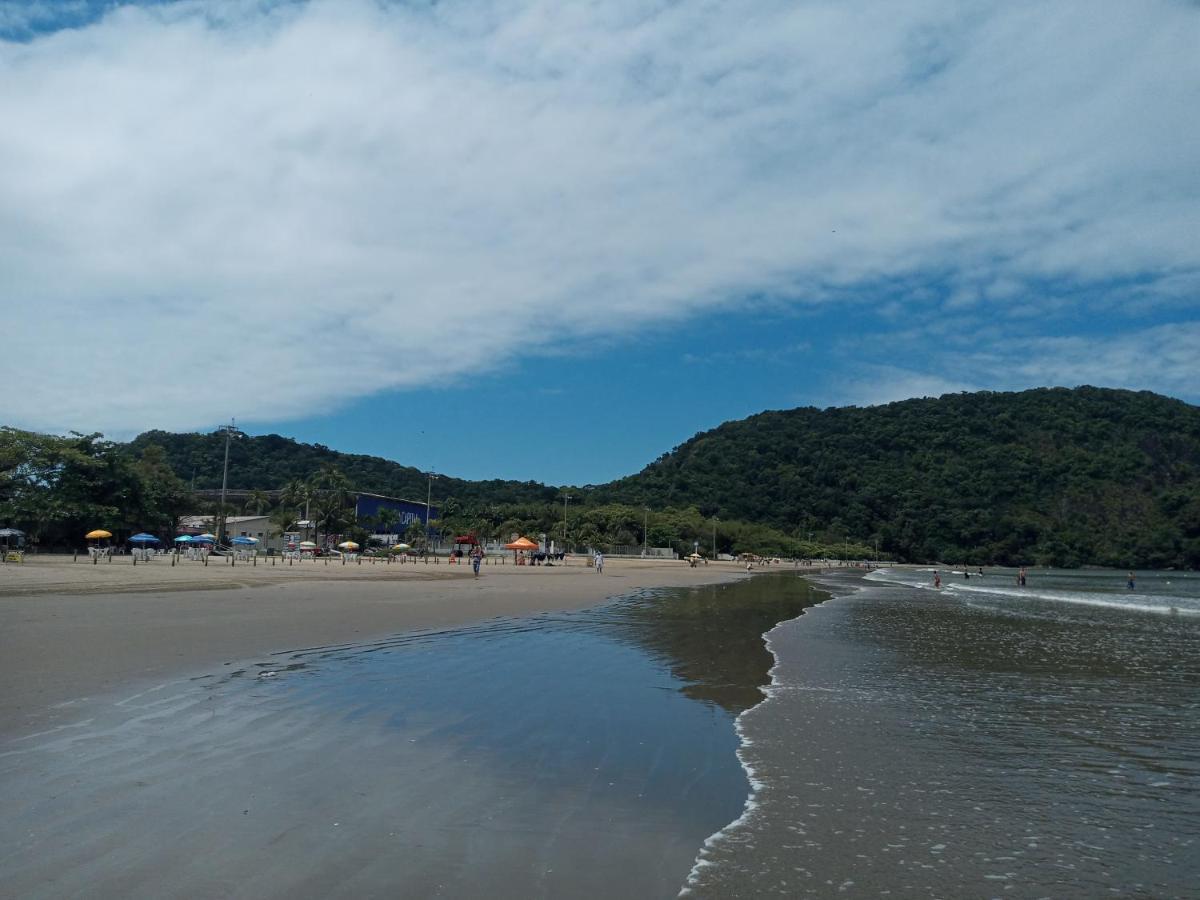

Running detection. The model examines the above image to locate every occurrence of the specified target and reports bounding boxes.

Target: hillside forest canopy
[2,387,1198,568]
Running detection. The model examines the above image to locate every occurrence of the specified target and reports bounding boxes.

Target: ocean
[3,569,1197,898]
[686,567,1200,898]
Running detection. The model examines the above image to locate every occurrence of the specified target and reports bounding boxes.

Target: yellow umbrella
[337,541,360,550]
[86,529,112,539]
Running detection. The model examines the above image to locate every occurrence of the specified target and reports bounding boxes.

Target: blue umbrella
[129,533,160,543]
[231,536,258,545]
[174,535,193,543]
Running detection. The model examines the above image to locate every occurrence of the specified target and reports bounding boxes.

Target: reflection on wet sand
[0,574,823,899]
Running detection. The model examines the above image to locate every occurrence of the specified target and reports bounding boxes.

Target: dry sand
[0,553,748,738]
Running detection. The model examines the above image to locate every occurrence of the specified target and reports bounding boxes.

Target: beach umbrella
[504,537,539,551]
[299,541,317,549]
[231,536,258,545]
[389,543,411,553]
[174,535,193,543]
[337,541,359,550]
[85,529,112,540]
[194,533,217,543]
[129,533,160,544]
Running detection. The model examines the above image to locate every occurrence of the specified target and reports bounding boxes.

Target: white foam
[680,577,864,896]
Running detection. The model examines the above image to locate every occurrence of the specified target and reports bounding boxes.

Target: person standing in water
[1127,571,1136,590]
[933,570,942,588]
[1018,567,1027,586]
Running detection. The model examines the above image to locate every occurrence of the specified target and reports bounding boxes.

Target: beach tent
[504,536,539,563]
[0,527,24,554]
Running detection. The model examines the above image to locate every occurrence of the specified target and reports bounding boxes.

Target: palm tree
[308,465,353,545]
[270,506,297,545]
[280,479,314,540]
[243,488,271,516]
[377,507,400,542]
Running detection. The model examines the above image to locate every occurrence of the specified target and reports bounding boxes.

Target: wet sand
[0,554,749,739]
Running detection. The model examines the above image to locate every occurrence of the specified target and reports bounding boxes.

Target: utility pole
[562,495,572,551]
[216,419,240,544]
[712,516,718,559]
[643,506,649,556]
[425,472,438,554]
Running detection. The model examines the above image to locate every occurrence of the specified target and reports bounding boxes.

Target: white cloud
[1,0,1197,433]
[837,321,1200,408]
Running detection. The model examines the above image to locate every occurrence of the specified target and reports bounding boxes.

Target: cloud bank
[2,0,1197,433]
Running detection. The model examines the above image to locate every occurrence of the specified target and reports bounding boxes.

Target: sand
[0,553,749,739]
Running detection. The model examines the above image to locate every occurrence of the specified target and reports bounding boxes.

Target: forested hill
[124,386,1200,567]
[126,430,558,506]
[595,387,1200,568]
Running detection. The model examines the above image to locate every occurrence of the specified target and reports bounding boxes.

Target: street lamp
[425,472,438,554]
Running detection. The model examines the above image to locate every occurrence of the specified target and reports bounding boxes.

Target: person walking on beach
[471,545,483,577]
[594,550,604,574]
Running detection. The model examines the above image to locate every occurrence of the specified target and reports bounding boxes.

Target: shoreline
[0,554,759,740]
[683,570,849,893]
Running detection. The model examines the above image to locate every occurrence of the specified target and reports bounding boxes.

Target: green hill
[596,387,1200,568]
[6,386,1198,566]
[127,430,558,506]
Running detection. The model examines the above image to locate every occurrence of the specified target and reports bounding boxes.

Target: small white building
[178,515,276,551]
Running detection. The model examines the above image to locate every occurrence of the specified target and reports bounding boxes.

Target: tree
[243,489,271,516]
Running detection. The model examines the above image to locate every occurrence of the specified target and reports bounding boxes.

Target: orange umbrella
[504,537,539,551]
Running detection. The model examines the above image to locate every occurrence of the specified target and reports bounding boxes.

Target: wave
[865,568,1200,617]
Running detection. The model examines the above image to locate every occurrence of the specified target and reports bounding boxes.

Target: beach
[0,553,750,739]
[0,557,826,900]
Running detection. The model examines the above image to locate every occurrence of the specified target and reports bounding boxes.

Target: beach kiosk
[504,536,539,565]
[452,533,480,563]
[0,527,24,562]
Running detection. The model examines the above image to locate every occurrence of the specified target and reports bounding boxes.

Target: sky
[1,0,1197,485]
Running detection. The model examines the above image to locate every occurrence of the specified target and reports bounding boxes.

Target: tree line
[5,386,1199,566]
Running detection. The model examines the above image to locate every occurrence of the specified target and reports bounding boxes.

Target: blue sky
[2,0,1197,484]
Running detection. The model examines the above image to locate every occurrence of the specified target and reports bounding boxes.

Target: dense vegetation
[3,387,1198,566]
[601,387,1200,568]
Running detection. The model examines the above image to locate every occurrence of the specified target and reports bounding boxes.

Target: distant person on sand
[471,545,483,577]
[1127,572,1135,590]
[594,550,604,574]
[933,570,941,588]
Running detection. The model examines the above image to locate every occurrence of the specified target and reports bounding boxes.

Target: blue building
[354,492,438,529]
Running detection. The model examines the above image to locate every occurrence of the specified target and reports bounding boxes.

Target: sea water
[685,568,1200,898]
